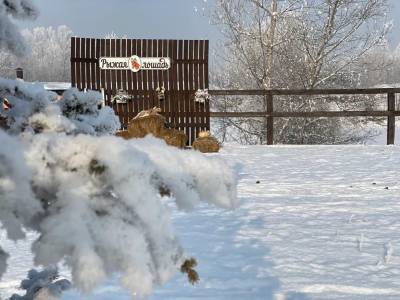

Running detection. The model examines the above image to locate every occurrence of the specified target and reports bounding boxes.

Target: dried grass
[180,258,199,285]
[115,130,131,139]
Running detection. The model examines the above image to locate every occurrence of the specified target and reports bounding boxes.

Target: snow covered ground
[1,144,400,299]
[365,122,400,145]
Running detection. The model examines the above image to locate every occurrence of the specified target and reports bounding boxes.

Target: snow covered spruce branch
[0,79,238,298]
[9,267,71,300]
[0,78,120,135]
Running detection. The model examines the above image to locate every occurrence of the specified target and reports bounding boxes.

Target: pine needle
[180,258,199,285]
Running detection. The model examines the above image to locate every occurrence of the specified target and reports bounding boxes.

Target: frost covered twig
[194,89,210,104]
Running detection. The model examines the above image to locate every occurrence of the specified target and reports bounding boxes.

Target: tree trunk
[263,0,277,143]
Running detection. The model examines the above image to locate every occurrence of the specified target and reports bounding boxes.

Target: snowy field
[365,123,400,145]
[1,144,400,299]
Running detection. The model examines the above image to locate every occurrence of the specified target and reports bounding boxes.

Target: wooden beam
[209,88,400,96]
[387,93,396,145]
[210,111,400,118]
[266,94,273,145]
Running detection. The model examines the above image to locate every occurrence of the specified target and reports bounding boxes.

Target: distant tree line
[0,25,72,82]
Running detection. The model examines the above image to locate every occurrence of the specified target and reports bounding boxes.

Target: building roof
[42,82,71,91]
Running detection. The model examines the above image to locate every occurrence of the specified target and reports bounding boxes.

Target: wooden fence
[70,37,210,145]
[208,88,400,145]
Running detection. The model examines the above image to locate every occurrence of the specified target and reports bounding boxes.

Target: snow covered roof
[372,83,400,88]
[42,82,71,91]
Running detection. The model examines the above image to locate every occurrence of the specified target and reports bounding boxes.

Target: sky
[16,0,219,40]
[15,0,400,49]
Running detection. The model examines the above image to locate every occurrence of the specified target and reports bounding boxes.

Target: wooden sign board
[99,56,171,72]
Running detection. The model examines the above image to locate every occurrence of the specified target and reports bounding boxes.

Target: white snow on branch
[194,89,210,104]
[0,129,42,280]
[0,79,120,135]
[9,266,71,300]
[22,134,236,296]
[0,130,42,241]
[59,88,120,135]
[0,0,38,56]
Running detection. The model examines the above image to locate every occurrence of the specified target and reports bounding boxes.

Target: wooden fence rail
[208,88,400,145]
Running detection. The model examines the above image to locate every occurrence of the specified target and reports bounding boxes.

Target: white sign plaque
[99,56,171,72]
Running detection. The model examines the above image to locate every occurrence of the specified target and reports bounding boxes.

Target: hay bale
[193,132,220,153]
[127,114,166,138]
[121,107,187,149]
[161,128,187,148]
[115,130,131,139]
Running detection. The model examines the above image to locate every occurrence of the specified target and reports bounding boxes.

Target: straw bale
[127,114,165,138]
[161,128,187,148]
[193,134,220,153]
[119,107,187,148]
[115,130,131,139]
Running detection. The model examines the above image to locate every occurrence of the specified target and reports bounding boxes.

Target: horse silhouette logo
[129,55,141,72]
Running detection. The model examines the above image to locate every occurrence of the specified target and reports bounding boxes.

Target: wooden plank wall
[70,37,210,145]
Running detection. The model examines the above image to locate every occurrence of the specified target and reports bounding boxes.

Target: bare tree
[210,0,389,144]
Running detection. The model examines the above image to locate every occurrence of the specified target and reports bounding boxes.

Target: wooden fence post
[267,93,274,145]
[387,92,395,145]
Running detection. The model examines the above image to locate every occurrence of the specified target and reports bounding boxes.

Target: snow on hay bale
[192,131,220,153]
[117,107,187,148]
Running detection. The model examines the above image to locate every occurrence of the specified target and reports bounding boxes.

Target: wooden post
[266,93,274,145]
[387,92,395,145]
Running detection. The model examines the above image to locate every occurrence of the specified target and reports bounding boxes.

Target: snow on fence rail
[208,88,400,145]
